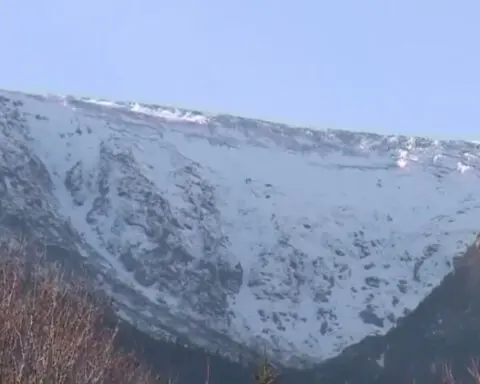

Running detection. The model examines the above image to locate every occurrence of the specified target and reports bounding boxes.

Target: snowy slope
[1,89,480,367]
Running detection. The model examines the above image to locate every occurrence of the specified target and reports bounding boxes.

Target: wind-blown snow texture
[1,89,479,367]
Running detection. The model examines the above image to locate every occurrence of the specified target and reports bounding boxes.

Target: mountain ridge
[307,237,480,383]
[1,88,479,368]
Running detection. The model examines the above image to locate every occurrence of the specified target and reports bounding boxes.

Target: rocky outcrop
[310,237,480,383]
[3,89,480,368]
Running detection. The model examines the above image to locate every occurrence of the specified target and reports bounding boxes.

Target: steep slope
[1,89,480,367]
[308,238,480,384]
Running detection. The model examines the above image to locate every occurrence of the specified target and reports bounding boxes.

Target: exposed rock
[311,237,480,383]
[2,88,480,368]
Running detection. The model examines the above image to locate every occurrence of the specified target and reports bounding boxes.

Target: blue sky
[1,1,479,140]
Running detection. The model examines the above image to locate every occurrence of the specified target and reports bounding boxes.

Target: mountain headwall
[1,89,479,366]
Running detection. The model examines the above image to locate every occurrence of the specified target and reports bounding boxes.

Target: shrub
[0,237,162,383]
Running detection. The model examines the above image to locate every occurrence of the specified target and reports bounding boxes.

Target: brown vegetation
[6,233,480,383]
[0,238,162,383]
[441,360,480,384]
[0,237,280,384]
[253,352,278,384]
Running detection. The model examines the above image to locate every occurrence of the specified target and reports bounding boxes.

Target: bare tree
[0,238,163,383]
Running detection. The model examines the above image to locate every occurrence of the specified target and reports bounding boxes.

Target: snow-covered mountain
[1,89,479,367]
